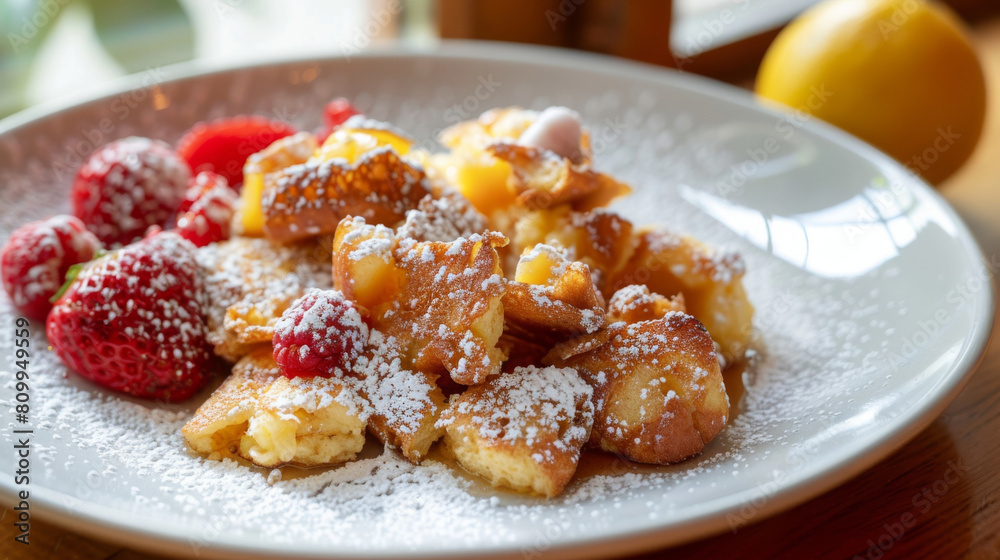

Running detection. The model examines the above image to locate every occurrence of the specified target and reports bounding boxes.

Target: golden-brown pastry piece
[182,349,368,468]
[262,149,432,243]
[350,330,447,462]
[333,217,509,386]
[503,244,606,346]
[237,132,318,237]
[606,228,754,364]
[513,208,636,288]
[547,311,728,465]
[396,192,489,243]
[607,284,686,323]
[196,237,331,362]
[438,365,594,498]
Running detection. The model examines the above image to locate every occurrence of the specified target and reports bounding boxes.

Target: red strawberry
[176,116,297,187]
[72,137,190,247]
[317,98,361,143]
[1,215,102,321]
[272,289,368,379]
[175,171,239,247]
[46,232,213,402]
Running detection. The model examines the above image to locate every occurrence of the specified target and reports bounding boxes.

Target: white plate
[0,43,993,559]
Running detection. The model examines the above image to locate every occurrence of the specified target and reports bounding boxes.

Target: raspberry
[46,232,213,402]
[175,171,239,247]
[176,116,297,187]
[272,288,368,379]
[317,98,361,143]
[72,137,190,246]
[0,215,102,321]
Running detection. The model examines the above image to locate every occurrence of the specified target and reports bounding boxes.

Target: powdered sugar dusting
[0,54,984,557]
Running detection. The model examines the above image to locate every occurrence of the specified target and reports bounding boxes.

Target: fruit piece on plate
[176,115,297,187]
[313,119,414,163]
[46,232,213,402]
[72,136,190,246]
[175,171,239,248]
[0,215,102,321]
[272,288,369,379]
[437,365,594,498]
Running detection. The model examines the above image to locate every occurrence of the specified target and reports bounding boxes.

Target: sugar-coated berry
[272,288,368,379]
[0,215,102,321]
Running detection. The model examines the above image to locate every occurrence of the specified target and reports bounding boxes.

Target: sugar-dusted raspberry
[272,288,368,379]
[0,215,102,321]
[72,137,190,246]
[175,171,239,247]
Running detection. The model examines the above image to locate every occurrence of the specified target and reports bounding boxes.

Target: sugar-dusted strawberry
[0,215,102,321]
[316,98,361,143]
[72,137,190,247]
[175,171,239,247]
[272,288,368,379]
[176,116,297,187]
[46,232,213,402]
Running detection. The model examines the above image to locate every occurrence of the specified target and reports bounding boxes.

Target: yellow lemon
[756,0,986,184]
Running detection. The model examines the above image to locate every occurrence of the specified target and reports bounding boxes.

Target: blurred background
[4,0,998,119]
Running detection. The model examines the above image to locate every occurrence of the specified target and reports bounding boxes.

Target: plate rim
[0,40,994,559]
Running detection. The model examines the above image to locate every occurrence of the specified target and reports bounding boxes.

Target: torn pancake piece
[182,349,369,467]
[351,330,446,462]
[438,365,594,498]
[262,147,431,243]
[547,313,728,465]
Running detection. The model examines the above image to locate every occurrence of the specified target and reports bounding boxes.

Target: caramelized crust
[182,349,368,468]
[503,246,606,346]
[547,313,728,465]
[513,208,636,288]
[608,284,686,323]
[333,218,509,386]
[438,365,594,497]
[262,148,431,243]
[606,228,754,364]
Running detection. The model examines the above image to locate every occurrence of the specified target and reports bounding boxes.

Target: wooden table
[5,15,1000,560]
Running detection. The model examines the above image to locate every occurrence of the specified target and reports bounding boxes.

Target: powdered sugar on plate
[0,49,987,558]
